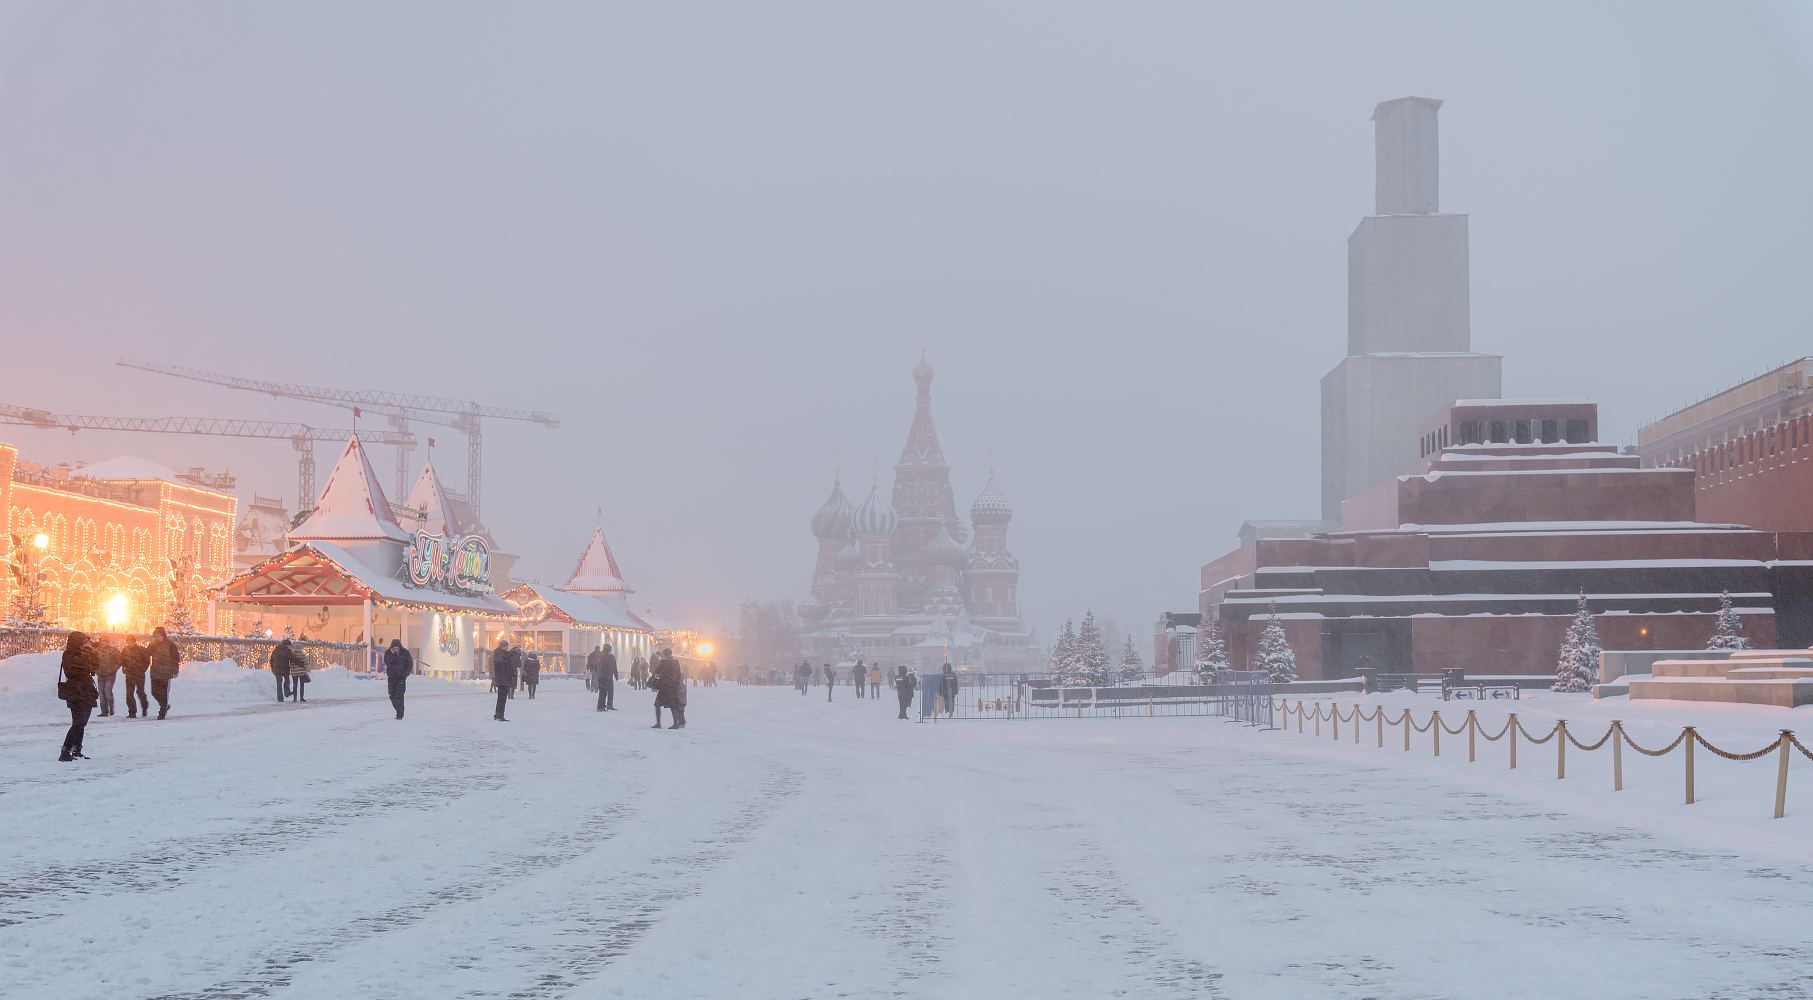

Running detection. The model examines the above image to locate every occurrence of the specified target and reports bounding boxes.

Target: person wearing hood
[938,663,959,718]
[57,631,98,760]
[893,665,917,720]
[651,647,686,729]
[596,642,617,712]
[269,638,295,702]
[383,638,413,720]
[491,638,516,722]
[147,627,180,720]
[521,649,540,699]
[121,636,150,718]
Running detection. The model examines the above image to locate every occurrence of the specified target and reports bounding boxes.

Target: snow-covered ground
[3,669,1810,999]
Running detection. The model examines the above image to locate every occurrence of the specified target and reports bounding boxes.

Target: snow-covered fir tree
[165,601,199,636]
[282,623,296,642]
[1118,634,1144,678]
[1193,617,1230,678]
[1251,602,1298,683]
[1551,591,1602,692]
[1706,590,1750,650]
[1048,618,1079,683]
[1075,610,1112,685]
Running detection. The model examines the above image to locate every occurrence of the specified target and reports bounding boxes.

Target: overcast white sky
[0,3,1808,641]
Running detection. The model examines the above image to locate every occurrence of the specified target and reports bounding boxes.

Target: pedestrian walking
[652,647,687,729]
[795,659,812,695]
[121,636,149,718]
[93,637,120,717]
[596,642,617,712]
[938,663,958,717]
[852,658,864,699]
[893,665,917,720]
[631,654,646,690]
[491,638,517,721]
[289,645,311,702]
[383,638,413,719]
[868,663,882,699]
[269,638,294,702]
[57,631,98,760]
[147,627,179,720]
[522,650,541,699]
[824,663,836,702]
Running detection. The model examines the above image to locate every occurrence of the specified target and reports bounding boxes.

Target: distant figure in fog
[824,663,835,701]
[522,650,541,699]
[893,665,917,720]
[795,659,812,695]
[57,631,98,761]
[491,638,516,722]
[631,654,647,690]
[596,642,617,712]
[383,638,413,719]
[94,637,120,717]
[853,658,865,699]
[869,664,882,699]
[147,627,179,719]
[122,636,149,718]
[652,647,687,729]
[938,663,958,718]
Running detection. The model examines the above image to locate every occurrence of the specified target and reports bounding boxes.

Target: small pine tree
[1193,617,1230,678]
[1118,634,1144,678]
[1048,618,1080,683]
[1706,590,1750,650]
[283,623,296,641]
[165,601,199,636]
[1251,602,1298,683]
[1075,610,1112,685]
[1551,591,1601,692]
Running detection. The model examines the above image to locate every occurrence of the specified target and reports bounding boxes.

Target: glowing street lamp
[32,533,48,549]
[697,643,713,657]
[105,593,128,627]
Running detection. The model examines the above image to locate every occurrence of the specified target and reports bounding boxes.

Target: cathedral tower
[852,479,898,617]
[965,472,1020,629]
[892,353,963,613]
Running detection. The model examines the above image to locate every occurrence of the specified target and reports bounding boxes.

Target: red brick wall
[1222,615,1325,681]
[1395,468,1697,526]
[1410,612,1775,675]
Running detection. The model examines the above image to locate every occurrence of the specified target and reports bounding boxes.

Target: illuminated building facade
[2,443,238,630]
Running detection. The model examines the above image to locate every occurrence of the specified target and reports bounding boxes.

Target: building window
[1489,420,1509,443]
[1539,420,1559,443]
[1514,420,1532,444]
[1565,419,1589,444]
[1458,422,1482,445]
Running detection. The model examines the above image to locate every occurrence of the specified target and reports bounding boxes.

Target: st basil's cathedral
[798,355,1034,671]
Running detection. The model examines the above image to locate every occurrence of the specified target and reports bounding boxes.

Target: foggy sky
[0,3,1808,644]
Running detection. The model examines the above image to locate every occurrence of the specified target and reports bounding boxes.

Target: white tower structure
[1320,97,1502,520]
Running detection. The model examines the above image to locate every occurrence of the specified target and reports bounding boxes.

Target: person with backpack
[147,627,180,720]
[491,638,517,722]
[382,638,413,720]
[57,631,98,760]
[893,665,917,720]
[269,638,295,702]
[121,636,149,718]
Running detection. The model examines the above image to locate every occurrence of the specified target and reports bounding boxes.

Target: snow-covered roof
[403,461,456,538]
[300,541,516,615]
[72,456,182,483]
[563,526,632,594]
[289,436,410,543]
[511,584,653,632]
[1452,398,1593,407]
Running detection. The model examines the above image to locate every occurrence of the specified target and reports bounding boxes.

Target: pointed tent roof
[289,435,410,542]
[563,525,633,595]
[404,460,456,538]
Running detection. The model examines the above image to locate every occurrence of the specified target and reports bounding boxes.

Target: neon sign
[407,530,492,595]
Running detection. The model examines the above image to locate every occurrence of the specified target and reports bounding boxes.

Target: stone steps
[1627,673,1813,708]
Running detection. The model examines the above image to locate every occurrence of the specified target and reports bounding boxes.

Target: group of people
[265,637,313,703]
[54,626,181,761]
[782,658,959,719]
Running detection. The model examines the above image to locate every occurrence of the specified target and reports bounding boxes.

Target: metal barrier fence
[912,670,1276,722]
[1,627,374,672]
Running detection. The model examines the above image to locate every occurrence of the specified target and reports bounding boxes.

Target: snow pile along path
[1,684,1809,999]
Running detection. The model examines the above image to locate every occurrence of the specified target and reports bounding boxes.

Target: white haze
[0,3,1806,640]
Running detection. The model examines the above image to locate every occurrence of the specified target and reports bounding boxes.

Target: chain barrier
[1281,700,1802,820]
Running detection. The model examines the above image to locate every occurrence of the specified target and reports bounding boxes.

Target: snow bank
[0,654,486,725]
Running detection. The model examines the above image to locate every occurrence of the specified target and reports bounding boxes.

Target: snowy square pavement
[4,674,1812,999]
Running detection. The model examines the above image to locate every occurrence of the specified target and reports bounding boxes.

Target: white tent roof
[72,456,182,483]
[305,541,515,615]
[519,584,653,632]
[563,525,633,594]
[289,436,410,543]
[403,460,455,538]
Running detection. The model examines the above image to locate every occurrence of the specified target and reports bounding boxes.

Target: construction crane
[0,403,414,514]
[116,359,559,519]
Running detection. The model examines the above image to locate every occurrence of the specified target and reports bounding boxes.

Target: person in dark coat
[93,637,120,717]
[121,636,149,718]
[147,627,180,720]
[383,638,413,719]
[596,643,617,712]
[852,658,865,699]
[938,663,959,718]
[522,651,540,699]
[58,631,98,760]
[269,638,294,702]
[823,663,836,702]
[491,638,516,721]
[795,659,812,695]
[894,665,917,720]
[652,648,686,729]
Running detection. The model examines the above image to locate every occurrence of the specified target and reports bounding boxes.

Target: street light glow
[106,594,128,626]
[32,533,48,549]
[698,643,713,656]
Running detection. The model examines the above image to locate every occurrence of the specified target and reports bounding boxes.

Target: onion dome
[834,535,860,571]
[799,594,827,623]
[924,525,964,566]
[810,478,854,539]
[912,351,934,381]
[970,474,1012,526]
[852,483,898,535]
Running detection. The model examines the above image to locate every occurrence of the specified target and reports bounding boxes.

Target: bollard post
[1775,730,1792,820]
[1509,713,1518,770]
[1403,710,1411,752]
[1315,705,1321,738]
[1468,711,1477,763]
[1612,721,1623,792]
[1333,706,1340,742]
[1377,708,1384,748]
[1685,728,1696,805]
[1557,720,1566,780]
[1432,711,1441,757]
[1149,692,1153,717]
[1355,705,1361,744]
[1298,701,1304,735]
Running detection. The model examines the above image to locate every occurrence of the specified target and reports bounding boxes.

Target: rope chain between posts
[1691,730,1784,762]
[1439,714,1471,736]
[1565,724,1616,752]
[1476,717,1513,741]
[1793,734,1813,762]
[1514,717,1560,744]
[1620,728,1689,757]
[1409,712,1435,733]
